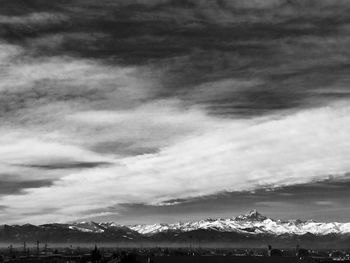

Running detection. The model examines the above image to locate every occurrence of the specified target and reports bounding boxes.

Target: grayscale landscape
[0,0,350,262]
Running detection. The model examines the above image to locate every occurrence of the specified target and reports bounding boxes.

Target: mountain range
[1,210,349,248]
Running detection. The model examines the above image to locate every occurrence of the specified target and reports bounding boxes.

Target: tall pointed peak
[235,210,268,221]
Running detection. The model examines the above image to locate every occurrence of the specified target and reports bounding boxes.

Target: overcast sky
[0,0,350,224]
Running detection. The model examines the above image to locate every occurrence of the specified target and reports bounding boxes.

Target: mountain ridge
[1,210,350,246]
[126,210,350,236]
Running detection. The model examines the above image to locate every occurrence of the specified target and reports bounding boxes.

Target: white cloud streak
[0,12,67,26]
[1,101,350,223]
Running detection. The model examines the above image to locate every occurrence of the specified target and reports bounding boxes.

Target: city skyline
[0,0,350,224]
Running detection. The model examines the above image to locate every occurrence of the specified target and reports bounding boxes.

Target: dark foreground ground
[1,246,349,263]
[135,256,342,263]
[3,256,347,263]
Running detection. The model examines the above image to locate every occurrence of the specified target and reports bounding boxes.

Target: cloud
[2,0,349,65]
[0,12,67,26]
[315,201,335,206]
[66,100,223,154]
[2,0,349,119]
[0,136,111,166]
[0,42,158,129]
[22,162,111,170]
[0,177,54,196]
[1,101,350,223]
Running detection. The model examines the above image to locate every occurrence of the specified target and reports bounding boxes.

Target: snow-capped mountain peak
[234,209,268,222]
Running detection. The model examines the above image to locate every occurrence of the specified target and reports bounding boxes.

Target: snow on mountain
[68,221,136,234]
[69,221,106,233]
[67,210,350,237]
[128,210,350,236]
[234,209,268,221]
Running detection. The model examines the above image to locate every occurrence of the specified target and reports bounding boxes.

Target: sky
[0,0,350,224]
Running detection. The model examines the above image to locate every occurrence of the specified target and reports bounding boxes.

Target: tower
[36,240,40,255]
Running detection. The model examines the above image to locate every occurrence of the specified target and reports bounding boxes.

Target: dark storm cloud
[1,0,348,59]
[0,176,54,196]
[1,0,350,117]
[0,82,104,119]
[20,161,111,170]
